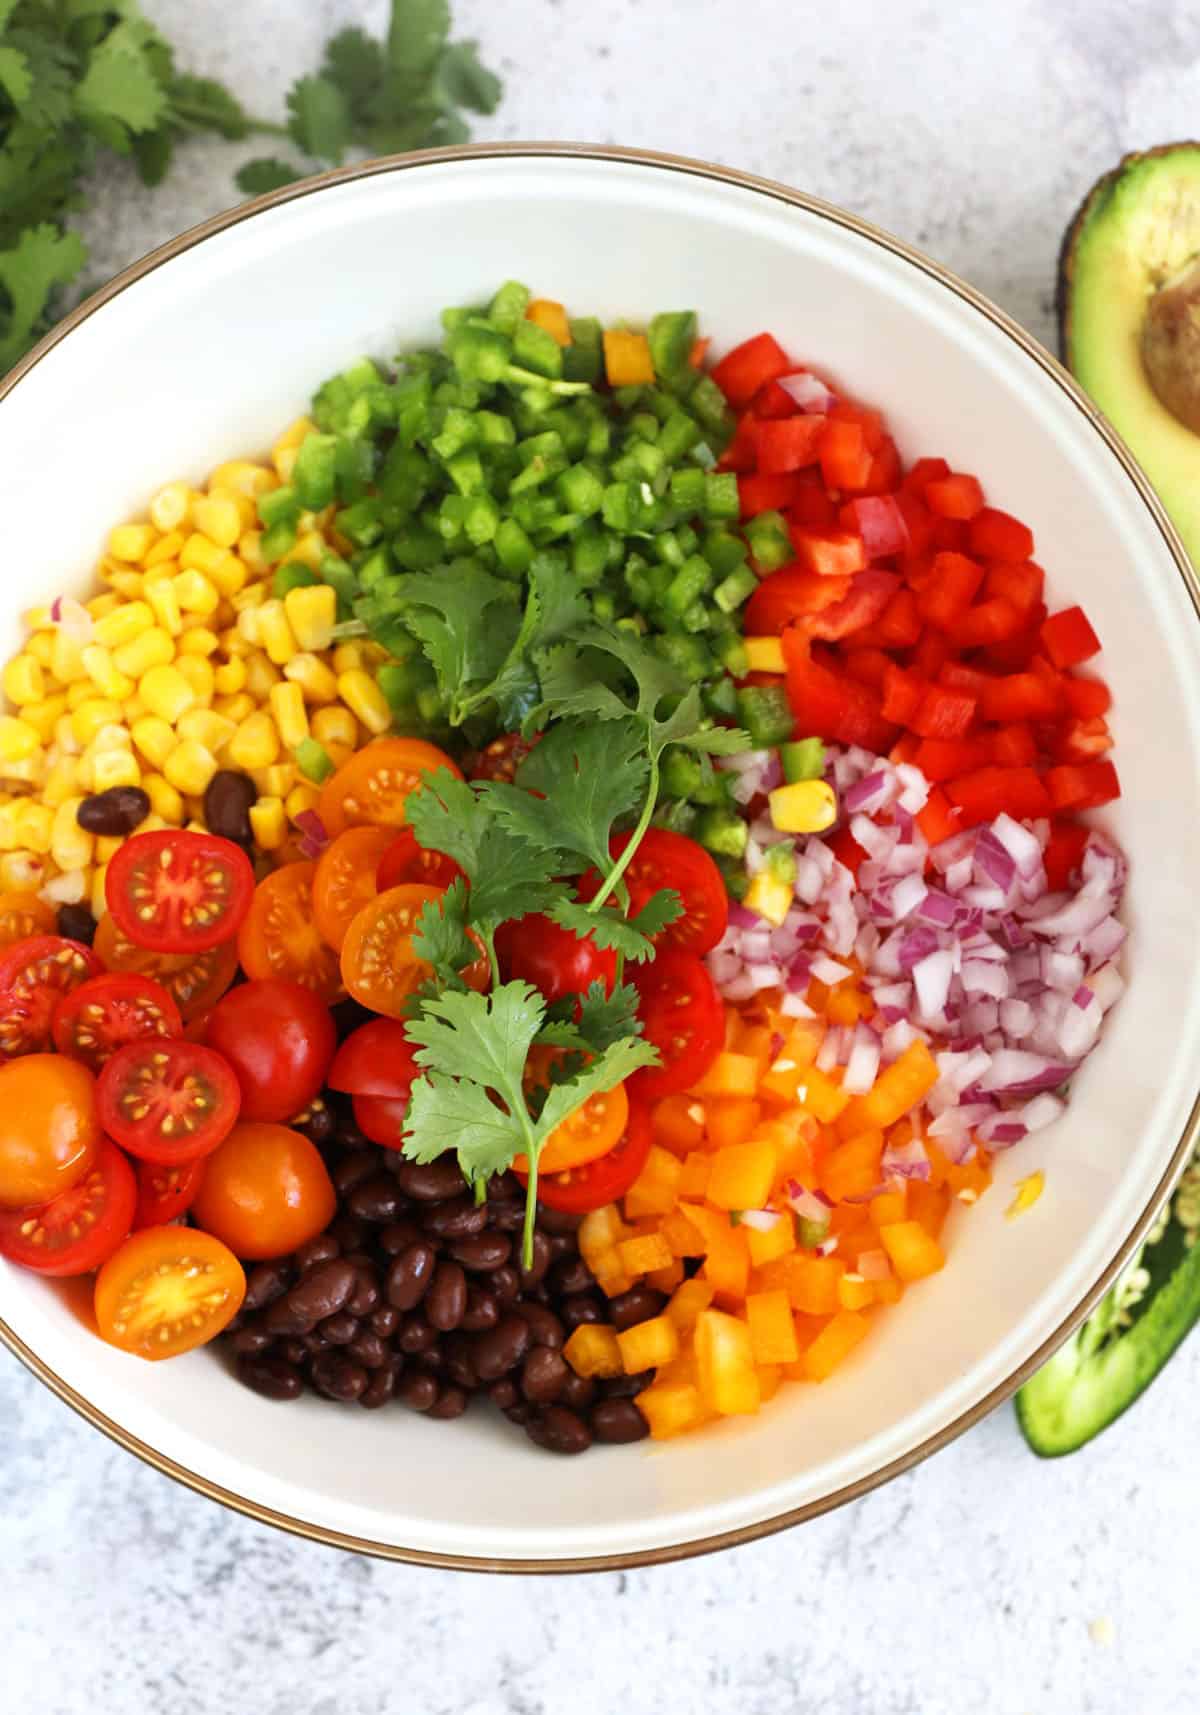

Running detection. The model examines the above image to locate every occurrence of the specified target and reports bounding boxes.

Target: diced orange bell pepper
[677,1151,712,1200]
[879,1219,945,1281]
[525,298,572,346]
[695,1309,761,1415]
[563,1323,623,1378]
[590,1246,635,1298]
[869,1187,908,1227]
[907,1181,950,1239]
[708,1140,778,1211]
[825,985,873,1026]
[617,1231,675,1276]
[820,1128,884,1202]
[652,1093,706,1155]
[873,1274,903,1304]
[795,1063,851,1124]
[659,1206,707,1257]
[647,1258,685,1294]
[840,1039,938,1133]
[942,1149,993,1203]
[704,1095,762,1147]
[666,1277,715,1332]
[788,1253,845,1315]
[803,1309,871,1381]
[578,1204,631,1267]
[603,328,655,386]
[734,1024,775,1069]
[746,1289,800,1364]
[757,1363,783,1402]
[685,1203,751,1303]
[837,1273,876,1311]
[695,1053,761,1100]
[624,1143,684,1218]
[638,1380,709,1439]
[617,1314,680,1374]
[746,1210,797,1267]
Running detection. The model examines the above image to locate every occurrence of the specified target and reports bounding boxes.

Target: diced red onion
[990,812,1045,881]
[1080,914,1126,965]
[780,992,817,1019]
[786,1183,831,1224]
[815,1030,839,1073]
[977,1050,1076,1094]
[978,1117,1027,1148]
[843,1028,882,1095]
[894,763,930,814]
[1017,1092,1066,1133]
[881,1134,931,1180]
[912,948,954,1017]
[738,1209,782,1232]
[889,873,927,921]
[1088,962,1125,1013]
[899,925,940,971]
[295,810,330,855]
[844,770,893,815]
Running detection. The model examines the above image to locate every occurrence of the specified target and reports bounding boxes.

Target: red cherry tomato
[0,1138,135,1276]
[607,829,729,957]
[106,829,255,955]
[526,1101,654,1214]
[205,978,336,1124]
[352,1094,411,1150]
[134,1157,207,1228]
[495,912,616,1004]
[376,827,463,892]
[466,732,540,782]
[97,1039,241,1164]
[0,935,101,1057]
[628,949,724,1101]
[52,971,182,1073]
[328,1018,420,1098]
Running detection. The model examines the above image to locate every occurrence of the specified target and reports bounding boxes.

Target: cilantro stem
[522,1146,541,1271]
[586,753,660,914]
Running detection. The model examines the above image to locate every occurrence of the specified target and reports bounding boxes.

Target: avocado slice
[1059,142,1200,562]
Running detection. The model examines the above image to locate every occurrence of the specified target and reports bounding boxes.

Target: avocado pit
[1141,254,1200,435]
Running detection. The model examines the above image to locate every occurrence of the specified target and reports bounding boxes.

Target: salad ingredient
[312,826,395,950]
[340,882,448,1015]
[515,1075,630,1176]
[94,1226,245,1360]
[328,1018,420,1099]
[0,1138,135,1277]
[93,916,238,1024]
[376,828,463,891]
[190,1121,337,1260]
[133,1159,207,1229]
[51,971,182,1073]
[0,891,56,949]
[318,738,462,836]
[0,1053,99,1208]
[237,862,343,1001]
[0,935,100,1056]
[97,1040,241,1165]
[205,979,336,1124]
[105,829,255,955]
[496,913,617,1005]
[606,829,729,956]
[530,1101,655,1214]
[628,951,724,1101]
[351,1095,412,1148]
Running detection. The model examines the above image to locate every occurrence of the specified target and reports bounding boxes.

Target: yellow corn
[206,552,248,600]
[192,494,242,549]
[94,835,124,864]
[213,599,236,631]
[1,851,49,893]
[248,796,287,851]
[179,533,228,578]
[26,633,55,668]
[332,642,364,675]
[768,779,838,835]
[108,523,157,562]
[177,709,235,754]
[124,696,147,723]
[144,531,186,569]
[283,584,336,652]
[274,417,315,457]
[86,592,123,619]
[211,459,276,500]
[213,692,255,723]
[175,656,215,706]
[257,600,297,666]
[93,601,155,650]
[11,802,53,855]
[71,699,124,748]
[269,682,309,749]
[744,870,794,928]
[232,582,267,615]
[23,605,53,631]
[91,863,109,920]
[238,531,265,573]
[149,482,192,533]
[3,654,44,705]
[104,567,145,600]
[143,574,184,637]
[244,652,281,699]
[130,716,176,771]
[139,664,197,723]
[173,569,220,618]
[41,870,88,908]
[51,800,94,872]
[54,715,80,755]
[213,657,247,695]
[0,716,40,762]
[80,644,135,701]
[50,629,87,684]
[283,532,326,573]
[337,669,391,735]
[285,783,320,822]
[252,763,296,799]
[235,606,262,647]
[91,748,142,793]
[163,740,218,797]
[0,755,46,787]
[67,679,98,709]
[227,711,279,770]
[112,629,174,679]
[311,705,357,751]
[142,773,185,824]
[742,637,788,674]
[284,652,338,704]
[22,696,68,743]
[178,625,220,658]
[42,758,80,808]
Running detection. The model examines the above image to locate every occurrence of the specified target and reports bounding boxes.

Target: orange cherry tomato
[338,882,443,1018]
[237,862,342,1003]
[312,825,393,951]
[190,1121,336,1260]
[94,1226,245,1360]
[317,737,462,837]
[0,1053,100,1209]
[0,891,56,950]
[94,913,239,1023]
[514,1077,629,1176]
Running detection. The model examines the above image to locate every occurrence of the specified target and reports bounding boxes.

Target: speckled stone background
[5,2,1200,1710]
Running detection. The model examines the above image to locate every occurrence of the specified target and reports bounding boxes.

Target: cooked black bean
[378,1219,424,1255]
[518,1230,551,1289]
[359,1366,396,1410]
[290,1099,336,1145]
[347,1330,388,1369]
[280,1258,357,1328]
[546,1233,576,1262]
[237,1354,303,1400]
[608,1286,667,1333]
[397,1313,438,1355]
[447,1231,511,1272]
[327,1212,369,1252]
[228,1324,274,1357]
[76,785,150,836]
[426,1260,467,1331]
[460,1285,500,1332]
[560,1292,606,1331]
[536,1404,592,1455]
[490,1264,522,1304]
[393,1158,467,1202]
[521,1347,567,1404]
[202,769,256,845]
[331,1151,378,1197]
[472,1313,531,1381]
[243,1260,291,1311]
[310,1352,369,1402]
[536,1204,584,1236]
[428,1385,469,1421]
[518,1303,564,1350]
[487,1170,522,1201]
[294,1234,340,1273]
[420,1193,488,1240]
[599,1370,653,1400]
[385,1242,436,1311]
[302,1329,331,1353]
[592,1399,650,1443]
[395,1371,438,1412]
[279,1337,308,1367]
[345,1263,380,1319]
[55,903,96,946]
[318,1311,359,1346]
[548,1255,594,1297]
[486,1200,526,1233]
[488,1377,519,1411]
[441,1333,477,1391]
[557,1371,597,1414]
[505,1402,535,1426]
[369,1305,400,1339]
[346,1173,403,1224]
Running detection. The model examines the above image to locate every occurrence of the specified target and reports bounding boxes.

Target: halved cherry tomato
[376,826,463,892]
[94,913,238,1022]
[0,891,56,950]
[0,1138,135,1276]
[329,1018,420,1098]
[98,1039,241,1164]
[94,1225,245,1359]
[529,1101,654,1214]
[609,829,728,957]
[352,1094,411,1149]
[134,1158,206,1228]
[340,883,448,1018]
[205,978,336,1124]
[495,912,616,1004]
[465,731,540,783]
[237,861,342,1002]
[105,829,255,955]
[0,1053,99,1208]
[190,1121,336,1260]
[515,1078,629,1176]
[628,949,724,1101]
[51,971,182,1073]
[0,934,100,1057]
[317,737,462,837]
[312,825,394,951]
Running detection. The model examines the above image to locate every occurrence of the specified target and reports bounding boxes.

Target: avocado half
[1059,142,1200,564]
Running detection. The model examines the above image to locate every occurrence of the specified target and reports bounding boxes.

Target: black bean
[346,1173,403,1224]
[487,1169,522,1202]
[490,1264,522,1305]
[386,1242,436,1311]
[318,1311,359,1346]
[228,1323,274,1357]
[55,903,96,946]
[547,1255,595,1298]
[330,996,375,1043]
[447,1231,511,1272]
[517,1303,564,1350]
[599,1370,653,1400]
[486,1200,526,1233]
[413,1348,445,1377]
[345,1263,380,1319]
[293,1234,340,1274]
[518,1230,551,1290]
[378,1219,424,1255]
[395,1372,438,1412]
[546,1233,576,1262]
[472,1312,531,1381]
[420,1194,488,1240]
[279,1338,307,1367]
[505,1402,535,1426]
[397,1313,438,1355]
[327,1212,369,1253]
[441,1333,477,1390]
[237,1354,303,1400]
[369,1305,400,1339]
[269,1258,357,1333]
[359,1366,396,1410]
[310,1352,369,1402]
[592,1399,650,1444]
[521,1346,568,1404]
[393,1158,467,1202]
[608,1286,667,1333]
[560,1292,606,1331]
[428,1385,469,1421]
[302,1329,331,1353]
[331,1151,378,1197]
[536,1404,592,1455]
[347,1330,388,1369]
[335,1114,372,1152]
[426,1260,467,1331]
[76,785,150,836]
[536,1204,584,1236]
[202,769,256,846]
[460,1285,500,1333]
[243,1260,291,1311]
[488,1377,519,1412]
[290,1099,335,1145]
[558,1371,597,1414]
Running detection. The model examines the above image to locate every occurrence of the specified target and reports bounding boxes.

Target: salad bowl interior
[2,146,1199,1569]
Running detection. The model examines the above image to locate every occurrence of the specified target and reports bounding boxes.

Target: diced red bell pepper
[829,825,868,878]
[1051,718,1114,762]
[1062,675,1112,718]
[915,785,961,847]
[968,507,1034,560]
[977,602,1047,670]
[1040,605,1101,669]
[990,722,1037,766]
[978,670,1062,722]
[787,480,838,529]
[916,551,985,629]
[739,472,803,517]
[983,560,1044,612]
[902,457,950,500]
[881,664,924,725]
[752,378,800,419]
[1043,819,1089,890]
[910,684,977,741]
[895,492,934,556]
[744,568,852,634]
[923,473,984,520]
[937,660,991,697]
[789,526,868,577]
[946,765,1052,827]
[914,737,992,781]
[712,333,792,409]
[840,494,910,559]
[781,631,897,752]
[804,571,900,641]
[1044,760,1120,812]
[842,647,893,689]
[831,400,885,451]
[847,586,922,651]
[820,419,873,492]
[902,552,935,594]
[717,412,760,473]
[889,732,922,765]
[949,597,1025,649]
[930,517,969,552]
[910,628,950,679]
[755,415,826,474]
[863,437,901,495]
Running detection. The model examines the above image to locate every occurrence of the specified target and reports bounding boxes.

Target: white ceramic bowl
[3,145,1199,1571]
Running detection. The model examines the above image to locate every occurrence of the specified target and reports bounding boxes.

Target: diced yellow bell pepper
[695,1308,760,1415]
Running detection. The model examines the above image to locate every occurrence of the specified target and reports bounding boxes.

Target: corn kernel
[94,834,124,864]
[3,654,44,705]
[71,699,124,747]
[50,630,86,684]
[238,530,265,572]
[26,633,55,668]
[211,459,276,500]
[283,532,326,573]
[51,800,94,872]
[213,657,247,695]
[91,863,109,920]
[173,569,220,618]
[93,601,155,650]
[0,716,41,763]
[285,783,320,821]
[163,740,218,797]
[274,416,315,456]
[252,763,296,799]
[108,523,157,562]
[125,697,147,723]
[269,682,309,750]
[227,711,279,770]
[175,656,215,706]
[143,574,184,637]
[338,669,391,735]
[142,773,184,824]
[0,754,46,788]
[311,705,357,751]
[206,553,248,599]
[80,644,136,701]
[54,715,80,755]
[22,695,68,743]
[178,625,220,658]
[244,652,281,699]
[284,652,338,704]
[235,606,262,648]
[41,758,78,808]
[332,642,364,675]
[192,493,243,549]
[139,664,196,724]
[130,716,176,770]
[91,749,141,793]
[85,592,122,619]
[257,600,297,666]
[274,445,299,482]
[0,805,15,850]
[112,629,174,679]
[144,531,185,569]
[213,692,255,723]
[179,534,228,578]
[768,779,838,835]
[23,605,53,632]
[283,584,336,652]
[149,482,192,533]
[177,709,235,754]
[743,869,794,928]
[2,851,49,892]
[67,680,97,709]
[40,869,87,908]
[248,796,287,851]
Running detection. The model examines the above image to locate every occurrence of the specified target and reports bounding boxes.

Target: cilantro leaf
[434,40,502,114]
[0,223,86,368]
[549,897,657,964]
[458,554,590,726]
[0,43,31,107]
[386,0,451,88]
[407,980,542,1116]
[410,877,476,979]
[286,74,350,163]
[654,684,752,756]
[403,1071,523,1183]
[537,1034,658,1137]
[576,980,647,1054]
[385,566,521,719]
[499,716,649,874]
[629,888,685,938]
[168,74,256,139]
[131,124,172,187]
[235,157,301,195]
[321,26,385,110]
[74,19,168,138]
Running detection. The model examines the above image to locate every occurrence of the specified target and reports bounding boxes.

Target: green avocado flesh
[1060,142,1200,564]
